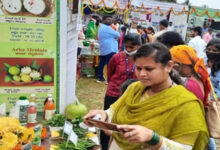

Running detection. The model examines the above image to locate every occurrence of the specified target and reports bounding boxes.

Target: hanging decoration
[81,0,188,16]
[190,7,220,19]
[81,0,220,19]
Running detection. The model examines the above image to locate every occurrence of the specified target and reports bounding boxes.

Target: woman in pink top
[170,45,211,107]
[203,28,213,43]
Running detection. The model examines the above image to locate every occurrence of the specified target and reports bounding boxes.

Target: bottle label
[28,113,37,123]
[19,105,29,124]
[45,110,55,120]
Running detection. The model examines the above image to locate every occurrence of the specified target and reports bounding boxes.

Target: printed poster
[0,0,58,112]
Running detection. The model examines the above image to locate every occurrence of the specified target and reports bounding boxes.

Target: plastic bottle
[27,102,37,128]
[16,96,29,125]
[44,97,55,120]
[44,94,53,105]
[29,93,37,103]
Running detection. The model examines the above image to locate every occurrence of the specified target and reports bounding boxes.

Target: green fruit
[4,75,11,82]
[65,103,88,120]
[43,75,53,82]
[83,41,90,46]
[13,75,21,82]
[8,66,20,75]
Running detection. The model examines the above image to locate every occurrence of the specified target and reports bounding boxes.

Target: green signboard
[0,0,58,112]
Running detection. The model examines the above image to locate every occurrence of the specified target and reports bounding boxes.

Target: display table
[79,46,99,78]
[78,41,108,79]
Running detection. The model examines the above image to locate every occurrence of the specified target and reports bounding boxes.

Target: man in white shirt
[188,26,207,58]
[152,19,168,42]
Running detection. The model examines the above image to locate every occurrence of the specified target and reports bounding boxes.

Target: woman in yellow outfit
[84,42,209,150]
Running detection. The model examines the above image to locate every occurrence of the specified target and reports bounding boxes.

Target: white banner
[169,13,188,40]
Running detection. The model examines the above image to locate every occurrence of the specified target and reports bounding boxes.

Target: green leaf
[30,60,40,71]
[16,64,20,68]
[3,63,11,70]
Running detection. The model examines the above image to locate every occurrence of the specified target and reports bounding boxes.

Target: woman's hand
[83,109,106,126]
[117,125,153,143]
[104,130,113,136]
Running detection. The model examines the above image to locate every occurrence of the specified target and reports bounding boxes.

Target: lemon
[13,75,21,82]
[8,66,20,75]
[43,75,53,82]
[21,74,31,82]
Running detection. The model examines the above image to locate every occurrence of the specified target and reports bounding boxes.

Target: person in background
[112,19,119,31]
[94,17,101,39]
[117,19,123,33]
[84,42,209,150]
[203,28,213,44]
[76,30,85,80]
[202,21,209,36]
[170,45,211,107]
[129,21,138,34]
[77,30,85,57]
[216,32,220,38]
[144,26,155,42]
[157,31,185,49]
[100,33,141,150]
[188,26,207,58]
[137,26,147,44]
[85,15,98,39]
[206,39,220,99]
[167,22,174,31]
[152,19,168,42]
[170,45,216,150]
[118,26,127,52]
[96,15,120,83]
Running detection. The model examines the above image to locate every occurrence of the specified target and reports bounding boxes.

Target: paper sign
[63,121,73,135]
[69,130,78,146]
[89,136,99,145]
[79,122,89,129]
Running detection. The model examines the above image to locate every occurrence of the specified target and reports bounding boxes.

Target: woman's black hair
[207,38,220,76]
[157,31,185,48]
[133,42,183,85]
[147,27,155,34]
[124,33,142,46]
[120,79,138,95]
[95,18,100,27]
[121,26,127,32]
[192,26,202,36]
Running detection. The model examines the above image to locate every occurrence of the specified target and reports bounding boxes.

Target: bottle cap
[48,97,53,101]
[31,94,36,97]
[19,96,27,100]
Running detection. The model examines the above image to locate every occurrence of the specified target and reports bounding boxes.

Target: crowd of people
[80,14,220,150]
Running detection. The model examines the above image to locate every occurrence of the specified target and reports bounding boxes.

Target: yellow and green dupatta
[110,81,209,150]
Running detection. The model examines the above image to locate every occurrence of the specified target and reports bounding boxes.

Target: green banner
[0,0,58,112]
